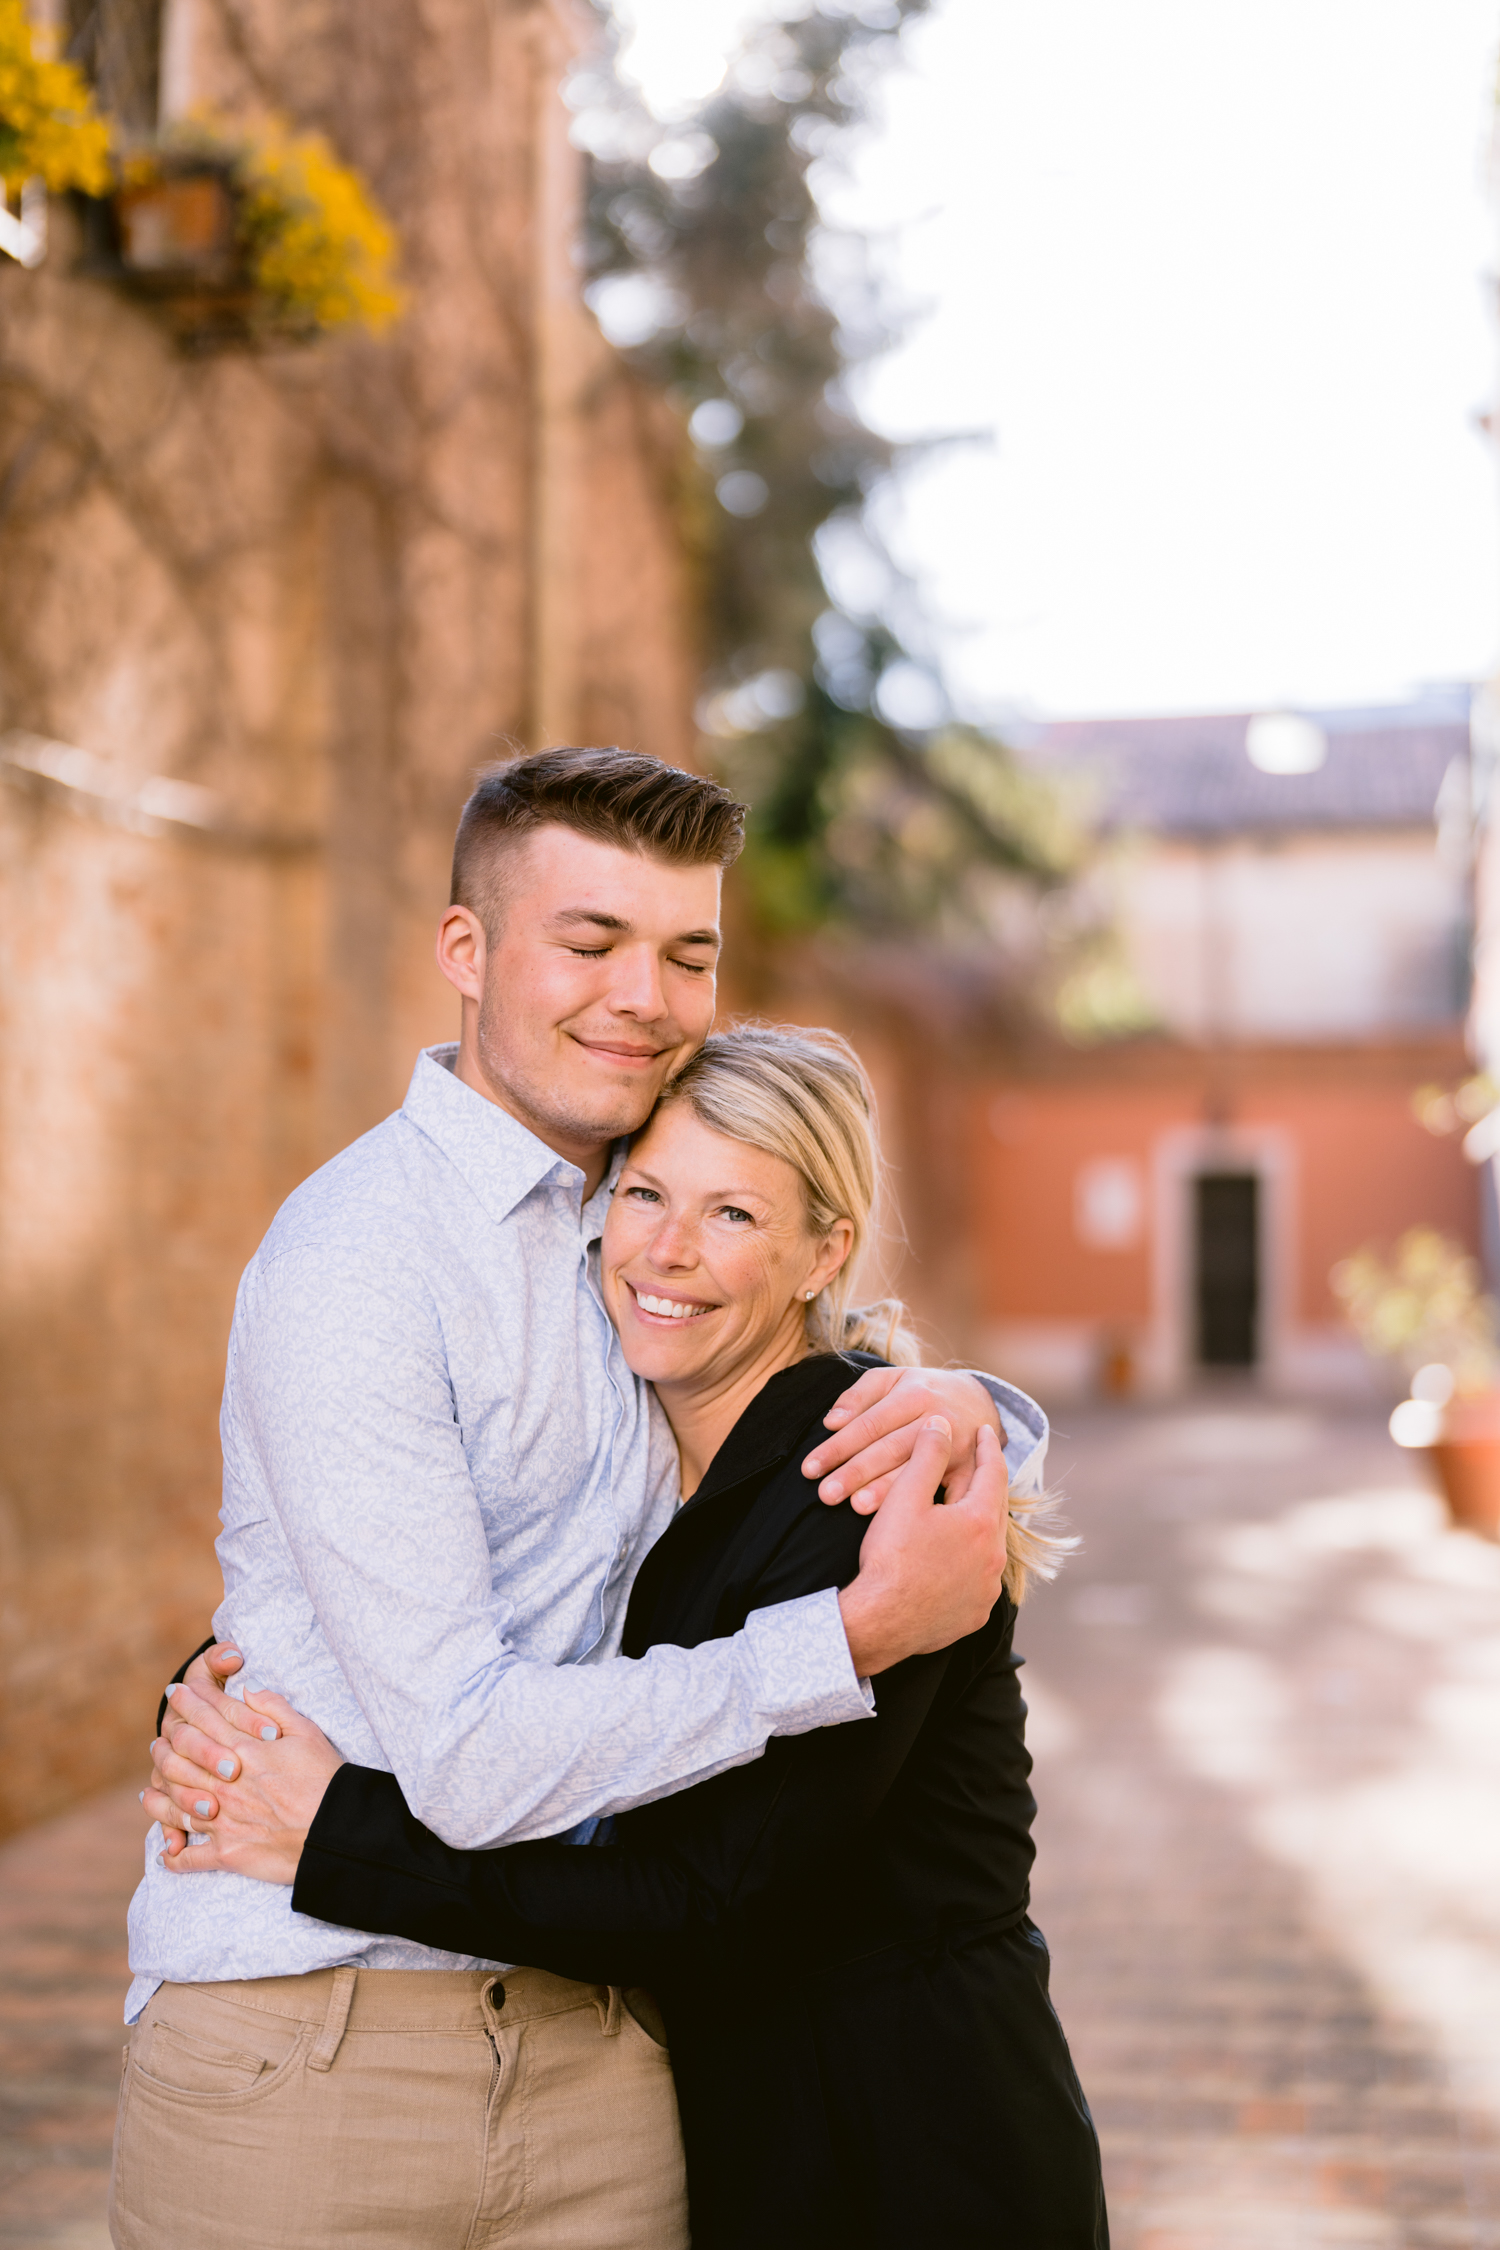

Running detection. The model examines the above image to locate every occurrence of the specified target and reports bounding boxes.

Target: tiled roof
[1019,702,1469,838]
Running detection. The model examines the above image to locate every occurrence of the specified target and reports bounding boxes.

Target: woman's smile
[624,1282,718,1324]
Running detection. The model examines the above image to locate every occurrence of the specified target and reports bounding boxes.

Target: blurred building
[971,693,1479,1402]
[0,0,697,1833]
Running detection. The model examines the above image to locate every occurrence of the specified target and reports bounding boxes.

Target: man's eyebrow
[551,908,632,933]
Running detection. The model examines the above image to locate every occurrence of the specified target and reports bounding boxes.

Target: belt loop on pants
[598,1984,623,2037]
[309,1966,358,2073]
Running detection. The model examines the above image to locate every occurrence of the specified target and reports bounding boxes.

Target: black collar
[682,1352,877,1514]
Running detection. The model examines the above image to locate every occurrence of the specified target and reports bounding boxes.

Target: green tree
[572,1,1085,941]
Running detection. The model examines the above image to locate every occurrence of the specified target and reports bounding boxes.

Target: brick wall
[0,0,699,1833]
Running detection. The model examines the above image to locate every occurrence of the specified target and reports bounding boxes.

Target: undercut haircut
[450,746,747,936]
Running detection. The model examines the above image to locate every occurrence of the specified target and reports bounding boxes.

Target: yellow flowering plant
[235,122,403,336]
[0,0,111,197]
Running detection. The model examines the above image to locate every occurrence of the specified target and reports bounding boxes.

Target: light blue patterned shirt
[126,1046,1048,2020]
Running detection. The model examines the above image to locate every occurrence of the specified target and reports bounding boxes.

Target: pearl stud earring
[805,1289,815,1300]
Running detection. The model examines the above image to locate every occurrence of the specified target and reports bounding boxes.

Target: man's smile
[570,1034,673,1068]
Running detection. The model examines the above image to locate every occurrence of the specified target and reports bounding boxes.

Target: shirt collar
[685,1354,859,1513]
[400,1044,595,1228]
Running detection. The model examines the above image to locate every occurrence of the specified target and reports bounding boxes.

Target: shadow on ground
[1029,1399,1500,2250]
[2,1400,1498,2247]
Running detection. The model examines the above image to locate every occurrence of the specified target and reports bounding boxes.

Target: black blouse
[287,1352,1108,2249]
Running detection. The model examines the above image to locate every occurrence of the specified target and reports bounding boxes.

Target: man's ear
[437,905,487,1001]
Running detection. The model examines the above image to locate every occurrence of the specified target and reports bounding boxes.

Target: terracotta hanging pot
[1428,1394,1500,1541]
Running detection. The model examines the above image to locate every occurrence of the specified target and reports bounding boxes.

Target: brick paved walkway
[1030,1399,1500,2249]
[2,1398,1498,2247]
[0,1784,139,2249]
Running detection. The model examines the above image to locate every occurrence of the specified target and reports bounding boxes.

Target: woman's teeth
[635,1291,709,1320]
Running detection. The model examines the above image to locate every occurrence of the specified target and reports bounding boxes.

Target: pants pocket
[621,1986,670,2051]
[112,2017,311,2250]
[140,2021,272,2093]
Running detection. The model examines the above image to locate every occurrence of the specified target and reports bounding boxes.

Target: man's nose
[610,944,668,1021]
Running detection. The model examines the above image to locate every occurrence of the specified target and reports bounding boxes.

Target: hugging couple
[114,747,1107,2249]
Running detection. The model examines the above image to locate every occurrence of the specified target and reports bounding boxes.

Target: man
[114,747,1047,2250]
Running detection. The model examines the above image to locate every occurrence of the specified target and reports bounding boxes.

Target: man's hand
[145,1677,343,1887]
[837,1417,1008,1677]
[803,1365,1001,1513]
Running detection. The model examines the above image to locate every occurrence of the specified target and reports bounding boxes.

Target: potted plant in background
[2,0,400,347]
[1332,1227,1500,1539]
[102,116,404,350]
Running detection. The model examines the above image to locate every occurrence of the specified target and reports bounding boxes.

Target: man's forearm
[366,1588,871,1850]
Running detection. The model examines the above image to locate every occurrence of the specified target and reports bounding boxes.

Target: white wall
[1118,831,1466,1042]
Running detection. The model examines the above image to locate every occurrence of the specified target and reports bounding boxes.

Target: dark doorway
[1194,1172,1259,1367]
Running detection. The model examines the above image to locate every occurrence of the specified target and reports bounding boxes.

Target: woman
[149,1024,1107,2249]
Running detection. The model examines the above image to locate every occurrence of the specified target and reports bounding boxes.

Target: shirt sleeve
[226,1247,870,1853]
[969,1371,1050,1498]
[292,1502,960,1987]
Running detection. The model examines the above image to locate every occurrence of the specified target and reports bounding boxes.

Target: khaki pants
[108,1964,689,2250]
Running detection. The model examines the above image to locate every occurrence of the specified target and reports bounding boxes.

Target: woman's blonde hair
[656,1021,1072,1603]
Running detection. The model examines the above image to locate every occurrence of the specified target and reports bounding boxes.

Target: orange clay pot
[1430,1394,1500,1542]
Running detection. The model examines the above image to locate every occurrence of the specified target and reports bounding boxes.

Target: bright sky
[611,1,1500,722]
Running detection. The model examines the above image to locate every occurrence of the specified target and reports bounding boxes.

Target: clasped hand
[145,1670,343,1885]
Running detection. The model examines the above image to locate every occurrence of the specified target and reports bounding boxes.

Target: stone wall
[0,0,699,1833]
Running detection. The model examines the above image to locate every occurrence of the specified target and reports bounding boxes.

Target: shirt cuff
[967,1369,1050,1498]
[749,1586,876,1739]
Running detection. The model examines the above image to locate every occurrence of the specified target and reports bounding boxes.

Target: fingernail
[163,1683,179,1699]
[259,1724,278,1741]
[193,1799,213,1816]
[927,1415,951,1435]
[138,1791,145,1803]
[821,1478,845,1501]
[804,1452,825,1473]
[217,1758,236,1779]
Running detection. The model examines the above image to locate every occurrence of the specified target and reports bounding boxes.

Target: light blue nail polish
[137,1791,145,1804]
[259,1724,278,1741]
[193,1799,213,1816]
[163,1683,178,1698]
[217,1758,236,1779]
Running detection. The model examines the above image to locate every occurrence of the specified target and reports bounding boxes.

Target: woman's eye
[625,1185,662,1205]
[720,1206,754,1225]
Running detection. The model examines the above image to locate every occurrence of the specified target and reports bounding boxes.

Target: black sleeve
[293,1507,952,1988]
[156,1636,218,1735]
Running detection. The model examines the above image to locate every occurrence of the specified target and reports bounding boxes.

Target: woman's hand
[146,1678,344,1887]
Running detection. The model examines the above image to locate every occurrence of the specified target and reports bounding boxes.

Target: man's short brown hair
[450,746,747,935]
